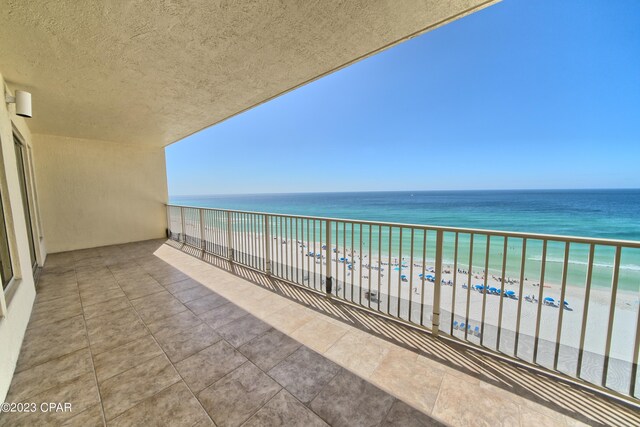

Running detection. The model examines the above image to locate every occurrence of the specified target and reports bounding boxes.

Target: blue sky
[167,0,640,196]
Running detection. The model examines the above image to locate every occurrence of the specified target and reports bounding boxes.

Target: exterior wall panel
[32,134,168,253]
[0,73,38,402]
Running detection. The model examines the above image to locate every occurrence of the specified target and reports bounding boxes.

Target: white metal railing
[166,204,640,401]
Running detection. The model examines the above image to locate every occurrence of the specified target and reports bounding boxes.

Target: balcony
[1,238,638,426]
[3,2,639,426]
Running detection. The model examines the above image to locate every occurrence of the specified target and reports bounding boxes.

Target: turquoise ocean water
[170,190,640,293]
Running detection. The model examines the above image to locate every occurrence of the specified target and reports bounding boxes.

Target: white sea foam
[527,256,640,271]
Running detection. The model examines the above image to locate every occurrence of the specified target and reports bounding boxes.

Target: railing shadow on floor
[165,239,640,427]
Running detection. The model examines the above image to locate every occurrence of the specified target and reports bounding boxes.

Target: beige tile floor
[1,239,638,426]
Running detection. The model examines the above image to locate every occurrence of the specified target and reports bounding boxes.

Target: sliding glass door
[14,134,37,270]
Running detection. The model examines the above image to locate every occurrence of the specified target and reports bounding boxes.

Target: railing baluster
[314,219,318,289]
[264,215,271,275]
[238,213,243,264]
[215,211,219,254]
[166,205,171,238]
[359,223,363,306]
[514,238,527,356]
[222,210,226,257]
[303,220,316,286]
[248,213,252,267]
[295,217,299,284]
[351,222,355,303]
[214,210,219,255]
[226,211,233,262]
[180,207,186,243]
[239,213,244,264]
[246,213,251,266]
[480,235,491,346]
[554,242,571,370]
[239,212,243,262]
[602,246,622,387]
[420,229,427,326]
[496,237,508,350]
[397,227,403,318]
[387,226,393,315]
[335,222,339,296]
[280,216,284,278]
[253,213,257,267]
[288,217,291,280]
[325,219,332,294]
[199,209,205,250]
[212,210,217,255]
[207,211,212,253]
[279,216,283,277]
[533,240,548,364]
[377,225,382,312]
[408,228,415,322]
[433,230,443,336]
[450,233,459,334]
[364,225,370,307]
[464,234,474,340]
[343,222,347,300]
[368,225,373,309]
[243,213,247,265]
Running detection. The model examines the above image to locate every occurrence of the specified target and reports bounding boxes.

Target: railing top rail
[166,204,640,248]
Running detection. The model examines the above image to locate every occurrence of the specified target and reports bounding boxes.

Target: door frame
[12,126,42,270]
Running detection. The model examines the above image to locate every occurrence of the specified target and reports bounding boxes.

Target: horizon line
[169,187,640,198]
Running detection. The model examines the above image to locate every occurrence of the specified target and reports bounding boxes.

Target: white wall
[32,134,168,253]
[0,73,40,401]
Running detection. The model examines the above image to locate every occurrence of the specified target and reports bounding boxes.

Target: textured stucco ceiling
[0,0,498,147]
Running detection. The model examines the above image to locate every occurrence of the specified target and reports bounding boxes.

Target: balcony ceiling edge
[0,0,499,147]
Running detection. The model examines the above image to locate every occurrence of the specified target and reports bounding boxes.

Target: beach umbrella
[544,297,554,302]
[401,275,407,279]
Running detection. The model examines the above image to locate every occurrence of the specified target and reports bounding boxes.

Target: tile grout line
[11,314,87,375]
[167,253,372,425]
[67,253,170,424]
[7,260,112,427]
[73,260,110,427]
[112,256,217,425]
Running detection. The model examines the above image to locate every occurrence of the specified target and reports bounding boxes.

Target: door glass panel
[0,192,13,289]
[14,136,37,269]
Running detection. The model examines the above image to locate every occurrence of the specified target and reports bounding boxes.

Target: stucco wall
[0,73,39,402]
[32,134,168,253]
